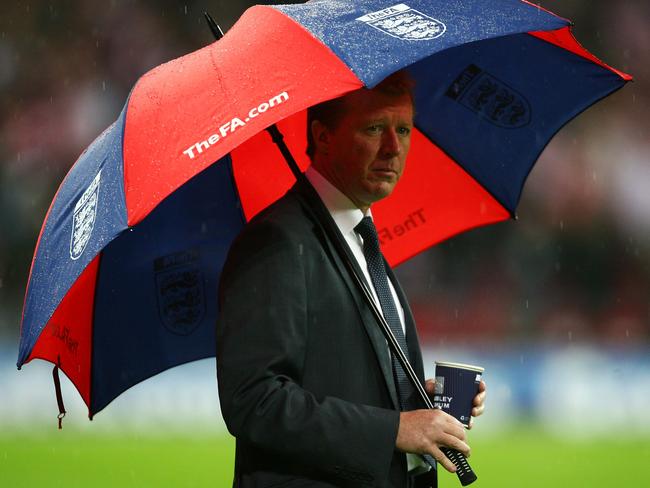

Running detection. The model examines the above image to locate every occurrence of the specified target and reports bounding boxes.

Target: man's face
[316,88,414,211]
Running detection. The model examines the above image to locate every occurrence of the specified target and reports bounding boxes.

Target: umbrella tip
[203,11,225,41]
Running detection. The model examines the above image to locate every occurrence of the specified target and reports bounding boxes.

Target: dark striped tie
[354,216,415,410]
[355,216,437,473]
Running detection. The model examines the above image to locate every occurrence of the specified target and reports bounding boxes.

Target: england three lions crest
[70,170,102,260]
[357,4,446,41]
[154,250,206,336]
[446,64,532,129]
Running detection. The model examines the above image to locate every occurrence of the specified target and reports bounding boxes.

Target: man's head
[307,72,415,212]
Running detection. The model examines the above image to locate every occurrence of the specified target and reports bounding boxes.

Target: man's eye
[366,125,381,134]
[397,126,412,136]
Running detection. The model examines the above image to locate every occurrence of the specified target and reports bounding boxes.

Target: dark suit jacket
[217,180,427,487]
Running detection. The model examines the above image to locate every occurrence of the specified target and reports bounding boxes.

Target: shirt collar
[304,166,372,236]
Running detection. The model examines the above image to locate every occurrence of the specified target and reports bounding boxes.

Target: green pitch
[1,426,648,487]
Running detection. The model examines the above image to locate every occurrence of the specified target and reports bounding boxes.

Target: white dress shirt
[305,167,406,334]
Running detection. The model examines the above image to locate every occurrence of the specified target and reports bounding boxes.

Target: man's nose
[380,128,401,158]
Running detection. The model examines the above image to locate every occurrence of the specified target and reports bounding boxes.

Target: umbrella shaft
[265,125,303,179]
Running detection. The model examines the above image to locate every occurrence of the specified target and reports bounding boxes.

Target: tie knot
[355,216,379,247]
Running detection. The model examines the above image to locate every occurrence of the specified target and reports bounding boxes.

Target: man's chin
[363,183,397,205]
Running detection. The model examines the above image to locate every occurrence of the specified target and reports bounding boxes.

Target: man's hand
[424,379,487,429]
[395,409,470,473]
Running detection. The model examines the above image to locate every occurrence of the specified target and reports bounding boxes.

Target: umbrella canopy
[18,0,631,417]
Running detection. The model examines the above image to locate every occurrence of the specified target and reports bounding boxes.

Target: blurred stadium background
[0,1,648,486]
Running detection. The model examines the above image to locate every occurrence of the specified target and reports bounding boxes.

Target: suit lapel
[316,216,401,410]
[293,183,400,410]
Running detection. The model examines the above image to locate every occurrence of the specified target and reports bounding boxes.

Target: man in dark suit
[217,73,486,487]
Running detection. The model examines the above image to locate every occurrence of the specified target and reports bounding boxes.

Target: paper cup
[433,361,484,427]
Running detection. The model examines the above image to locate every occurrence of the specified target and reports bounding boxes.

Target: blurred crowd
[1,0,648,346]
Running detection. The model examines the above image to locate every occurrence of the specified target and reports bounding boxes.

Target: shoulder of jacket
[244,188,316,238]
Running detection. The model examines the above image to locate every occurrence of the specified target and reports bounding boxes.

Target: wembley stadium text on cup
[433,395,453,409]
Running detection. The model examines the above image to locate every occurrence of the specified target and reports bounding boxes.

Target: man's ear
[311,120,330,156]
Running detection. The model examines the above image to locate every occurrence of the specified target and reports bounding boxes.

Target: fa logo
[357,4,446,41]
[70,170,102,260]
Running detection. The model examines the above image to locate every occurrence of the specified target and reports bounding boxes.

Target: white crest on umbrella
[356,3,446,41]
[70,170,102,260]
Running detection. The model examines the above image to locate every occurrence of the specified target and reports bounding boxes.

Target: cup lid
[434,360,484,373]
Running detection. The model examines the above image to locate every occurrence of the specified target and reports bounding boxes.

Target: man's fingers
[442,434,471,458]
[472,392,485,406]
[443,422,467,443]
[472,381,487,405]
[431,447,457,473]
[396,408,472,469]
[473,391,486,405]
[435,408,464,428]
[430,439,470,473]
[471,380,487,418]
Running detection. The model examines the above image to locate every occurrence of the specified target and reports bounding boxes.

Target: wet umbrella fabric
[18,0,630,417]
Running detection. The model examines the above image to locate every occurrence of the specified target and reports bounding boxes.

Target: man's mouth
[371,168,397,179]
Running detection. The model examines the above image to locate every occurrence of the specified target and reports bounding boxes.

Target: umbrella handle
[441,447,477,486]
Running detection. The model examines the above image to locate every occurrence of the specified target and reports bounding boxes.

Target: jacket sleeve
[216,218,399,484]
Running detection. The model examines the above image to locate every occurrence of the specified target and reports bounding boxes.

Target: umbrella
[18,0,630,424]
